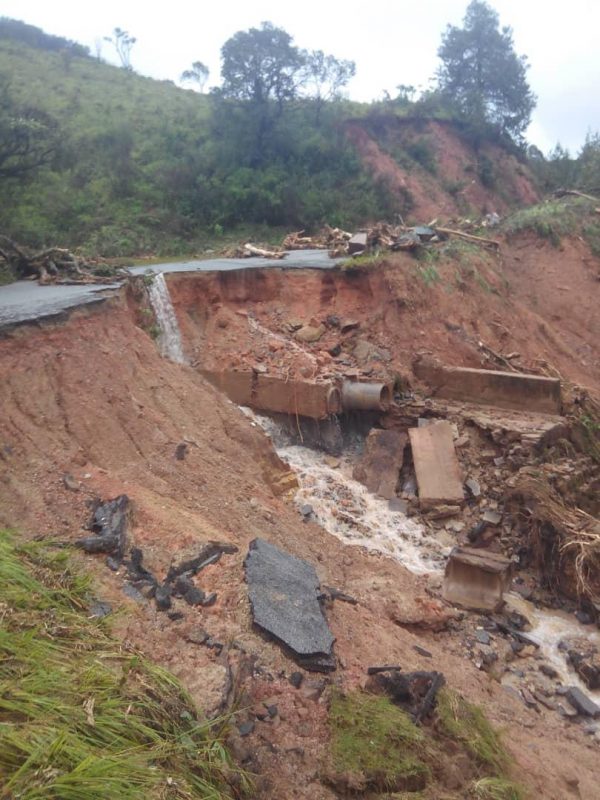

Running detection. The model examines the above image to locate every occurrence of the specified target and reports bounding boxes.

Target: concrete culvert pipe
[341,382,391,412]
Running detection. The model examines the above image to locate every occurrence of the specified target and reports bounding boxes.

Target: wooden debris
[434,226,500,249]
[553,189,600,204]
[0,235,117,284]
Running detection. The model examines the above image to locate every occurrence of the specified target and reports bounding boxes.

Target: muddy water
[505,593,600,700]
[247,409,600,697]
[147,273,186,364]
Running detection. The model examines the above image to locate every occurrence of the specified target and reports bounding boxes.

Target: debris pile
[0,234,119,284]
[222,218,502,263]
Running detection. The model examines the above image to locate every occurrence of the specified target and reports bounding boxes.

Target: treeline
[0,6,595,259]
[528,135,600,195]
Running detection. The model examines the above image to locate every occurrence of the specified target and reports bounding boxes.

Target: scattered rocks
[294,324,325,343]
[465,477,481,497]
[289,671,304,689]
[565,639,600,690]
[63,473,80,491]
[89,600,112,618]
[238,720,255,737]
[175,442,188,460]
[482,509,502,525]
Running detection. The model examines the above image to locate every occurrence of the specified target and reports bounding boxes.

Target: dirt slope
[0,292,598,798]
[167,235,600,395]
[346,117,539,223]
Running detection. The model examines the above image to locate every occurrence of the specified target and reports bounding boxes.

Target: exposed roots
[507,469,600,606]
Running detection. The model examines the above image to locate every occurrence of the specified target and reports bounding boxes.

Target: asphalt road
[0,250,339,329]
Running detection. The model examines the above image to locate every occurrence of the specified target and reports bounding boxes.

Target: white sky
[2,0,599,153]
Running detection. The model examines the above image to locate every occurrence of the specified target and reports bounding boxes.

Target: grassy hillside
[0,31,396,257]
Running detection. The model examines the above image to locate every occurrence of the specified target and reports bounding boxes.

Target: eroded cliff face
[346,116,539,222]
[0,255,599,798]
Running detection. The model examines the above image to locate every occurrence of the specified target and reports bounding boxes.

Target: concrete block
[353,429,407,500]
[443,546,513,612]
[409,421,463,509]
[414,359,561,414]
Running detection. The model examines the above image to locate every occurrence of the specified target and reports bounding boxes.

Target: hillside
[0,24,538,259]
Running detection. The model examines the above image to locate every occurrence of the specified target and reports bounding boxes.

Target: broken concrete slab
[352,429,407,500]
[244,538,335,672]
[414,358,561,414]
[443,546,513,612]
[409,421,463,509]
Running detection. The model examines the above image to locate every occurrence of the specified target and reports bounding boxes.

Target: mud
[0,233,599,798]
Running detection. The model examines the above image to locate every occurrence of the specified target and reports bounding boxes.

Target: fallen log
[243,243,287,259]
[434,226,500,249]
[0,234,116,284]
[553,189,600,203]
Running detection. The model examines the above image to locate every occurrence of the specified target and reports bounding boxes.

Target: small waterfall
[147,273,185,364]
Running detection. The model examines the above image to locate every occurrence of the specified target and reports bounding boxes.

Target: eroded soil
[1,233,599,798]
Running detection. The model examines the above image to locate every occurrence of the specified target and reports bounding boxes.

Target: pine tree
[437,1,536,143]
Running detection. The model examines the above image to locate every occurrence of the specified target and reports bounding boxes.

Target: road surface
[0,250,339,329]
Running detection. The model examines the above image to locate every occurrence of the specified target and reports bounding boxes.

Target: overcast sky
[2,0,599,153]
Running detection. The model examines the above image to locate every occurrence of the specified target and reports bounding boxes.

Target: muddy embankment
[0,270,599,799]
[163,245,600,394]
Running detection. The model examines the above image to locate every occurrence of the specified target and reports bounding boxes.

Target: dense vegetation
[0,19,397,257]
[0,8,597,262]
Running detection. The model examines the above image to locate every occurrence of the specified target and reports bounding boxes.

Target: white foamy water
[147,272,185,364]
[244,409,446,573]
[246,408,600,695]
[505,593,600,700]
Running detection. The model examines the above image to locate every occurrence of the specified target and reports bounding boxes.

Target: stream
[247,409,600,701]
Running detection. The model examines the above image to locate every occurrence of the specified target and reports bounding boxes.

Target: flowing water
[247,408,600,698]
[147,273,185,364]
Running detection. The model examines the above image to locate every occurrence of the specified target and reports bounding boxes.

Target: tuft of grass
[436,688,510,776]
[0,530,249,799]
[502,196,594,247]
[471,776,525,800]
[339,252,384,271]
[328,691,430,792]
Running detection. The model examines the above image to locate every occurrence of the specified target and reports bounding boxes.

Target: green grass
[328,691,430,792]
[436,689,510,777]
[502,196,595,247]
[0,530,249,799]
[327,688,525,799]
[471,777,525,800]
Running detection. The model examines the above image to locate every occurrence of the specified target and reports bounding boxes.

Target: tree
[302,50,355,124]
[0,78,58,179]
[220,22,304,106]
[181,61,209,92]
[217,22,305,163]
[437,1,535,143]
[104,28,136,70]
